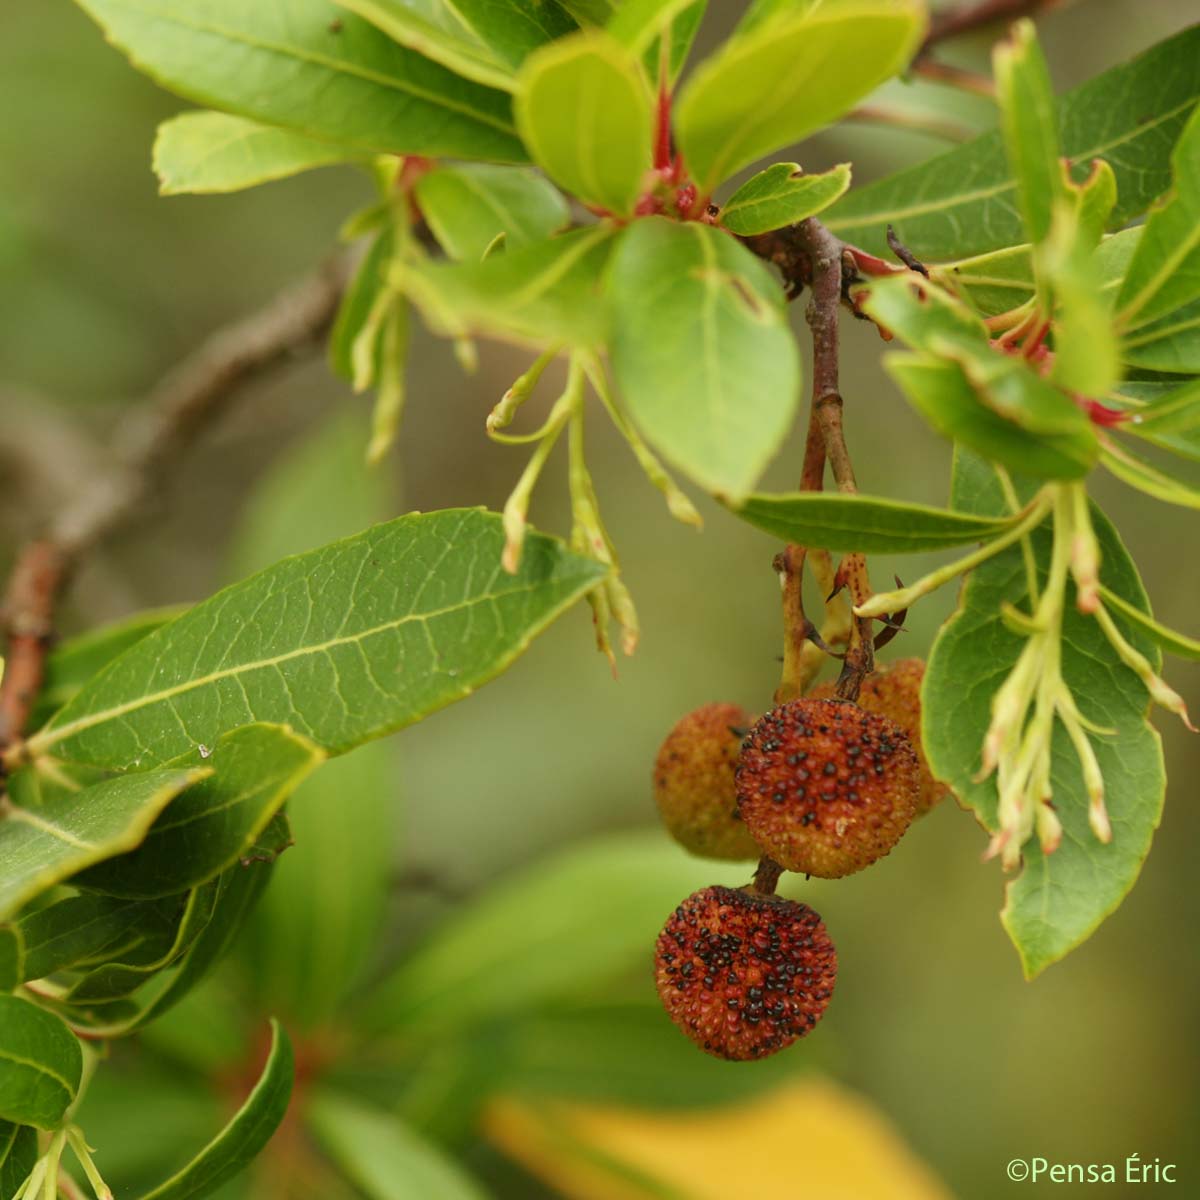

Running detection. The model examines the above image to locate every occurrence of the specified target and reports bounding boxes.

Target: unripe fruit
[654,703,761,861]
[655,885,836,1060]
[736,698,920,878]
[811,658,949,815]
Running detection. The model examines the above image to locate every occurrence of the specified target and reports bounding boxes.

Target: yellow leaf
[484,1076,955,1200]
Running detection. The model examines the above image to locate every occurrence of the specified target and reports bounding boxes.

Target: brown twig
[0,255,349,768]
[910,57,997,98]
[921,0,1056,51]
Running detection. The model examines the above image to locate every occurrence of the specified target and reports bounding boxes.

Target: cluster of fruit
[653,659,946,1061]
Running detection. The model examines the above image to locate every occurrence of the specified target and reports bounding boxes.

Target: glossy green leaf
[74,724,323,899]
[136,1020,293,1200]
[607,0,706,85]
[0,1122,38,1197]
[72,0,526,161]
[363,831,756,1034]
[885,353,1097,480]
[415,164,569,261]
[0,926,22,992]
[608,218,800,501]
[514,32,653,214]
[1117,105,1200,329]
[1115,378,1200,461]
[994,19,1064,246]
[857,273,990,353]
[0,994,82,1129]
[925,450,1165,977]
[31,607,188,730]
[17,894,159,984]
[675,2,924,193]
[1097,586,1200,661]
[825,25,1200,259]
[28,510,607,770]
[718,161,851,236]
[1119,294,1200,374]
[308,1092,487,1200]
[403,226,616,348]
[559,0,614,22]
[1099,439,1200,509]
[337,0,576,90]
[0,767,208,921]
[732,492,1018,553]
[153,111,362,195]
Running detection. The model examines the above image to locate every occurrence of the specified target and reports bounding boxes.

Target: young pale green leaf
[514,32,653,214]
[857,274,990,353]
[608,219,799,502]
[1098,586,1200,661]
[994,19,1064,246]
[1117,106,1200,330]
[28,510,607,770]
[825,25,1200,258]
[72,0,526,161]
[362,831,755,1034]
[675,2,924,194]
[885,354,1096,480]
[403,226,616,348]
[330,228,398,384]
[606,0,706,85]
[414,164,569,261]
[718,162,851,236]
[925,450,1165,977]
[0,995,82,1129]
[31,607,188,731]
[0,768,208,921]
[74,724,324,899]
[308,1092,487,1200]
[1099,439,1200,510]
[0,926,22,992]
[16,894,158,984]
[1119,294,1200,374]
[335,0,577,90]
[136,1020,293,1200]
[1114,378,1200,461]
[153,111,362,195]
[0,1122,38,1198]
[731,492,1018,553]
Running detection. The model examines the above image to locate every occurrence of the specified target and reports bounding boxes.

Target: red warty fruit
[655,885,837,1061]
[811,657,949,815]
[736,698,920,878]
[654,702,761,861]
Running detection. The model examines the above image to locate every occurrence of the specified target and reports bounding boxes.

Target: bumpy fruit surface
[736,698,920,878]
[654,703,760,861]
[811,658,949,814]
[655,885,836,1060]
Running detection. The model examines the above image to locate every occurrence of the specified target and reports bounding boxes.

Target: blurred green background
[2,3,1198,1198]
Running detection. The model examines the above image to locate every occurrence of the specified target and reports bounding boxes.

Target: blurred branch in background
[0,254,349,755]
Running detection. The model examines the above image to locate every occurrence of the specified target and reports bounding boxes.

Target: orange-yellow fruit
[655,885,836,1061]
[654,703,760,861]
[735,698,920,878]
[811,658,948,815]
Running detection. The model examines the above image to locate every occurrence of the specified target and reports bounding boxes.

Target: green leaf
[737,0,826,35]
[28,509,608,770]
[731,492,1019,553]
[242,743,394,1029]
[717,161,851,236]
[330,229,398,384]
[857,273,990,352]
[885,353,1097,480]
[1117,106,1200,329]
[403,226,616,348]
[606,0,706,85]
[608,218,800,501]
[136,1020,293,1200]
[0,768,208,921]
[825,25,1200,259]
[31,607,188,730]
[414,164,569,261]
[153,110,362,195]
[994,19,1064,247]
[74,724,324,899]
[16,894,159,985]
[0,1122,38,1197]
[72,0,526,161]
[1098,585,1200,662]
[1115,378,1200,461]
[1099,438,1200,510]
[1119,294,1200,374]
[675,2,923,193]
[514,32,653,214]
[362,831,756,1034]
[0,926,22,992]
[924,450,1165,976]
[308,1092,487,1200]
[0,994,82,1129]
